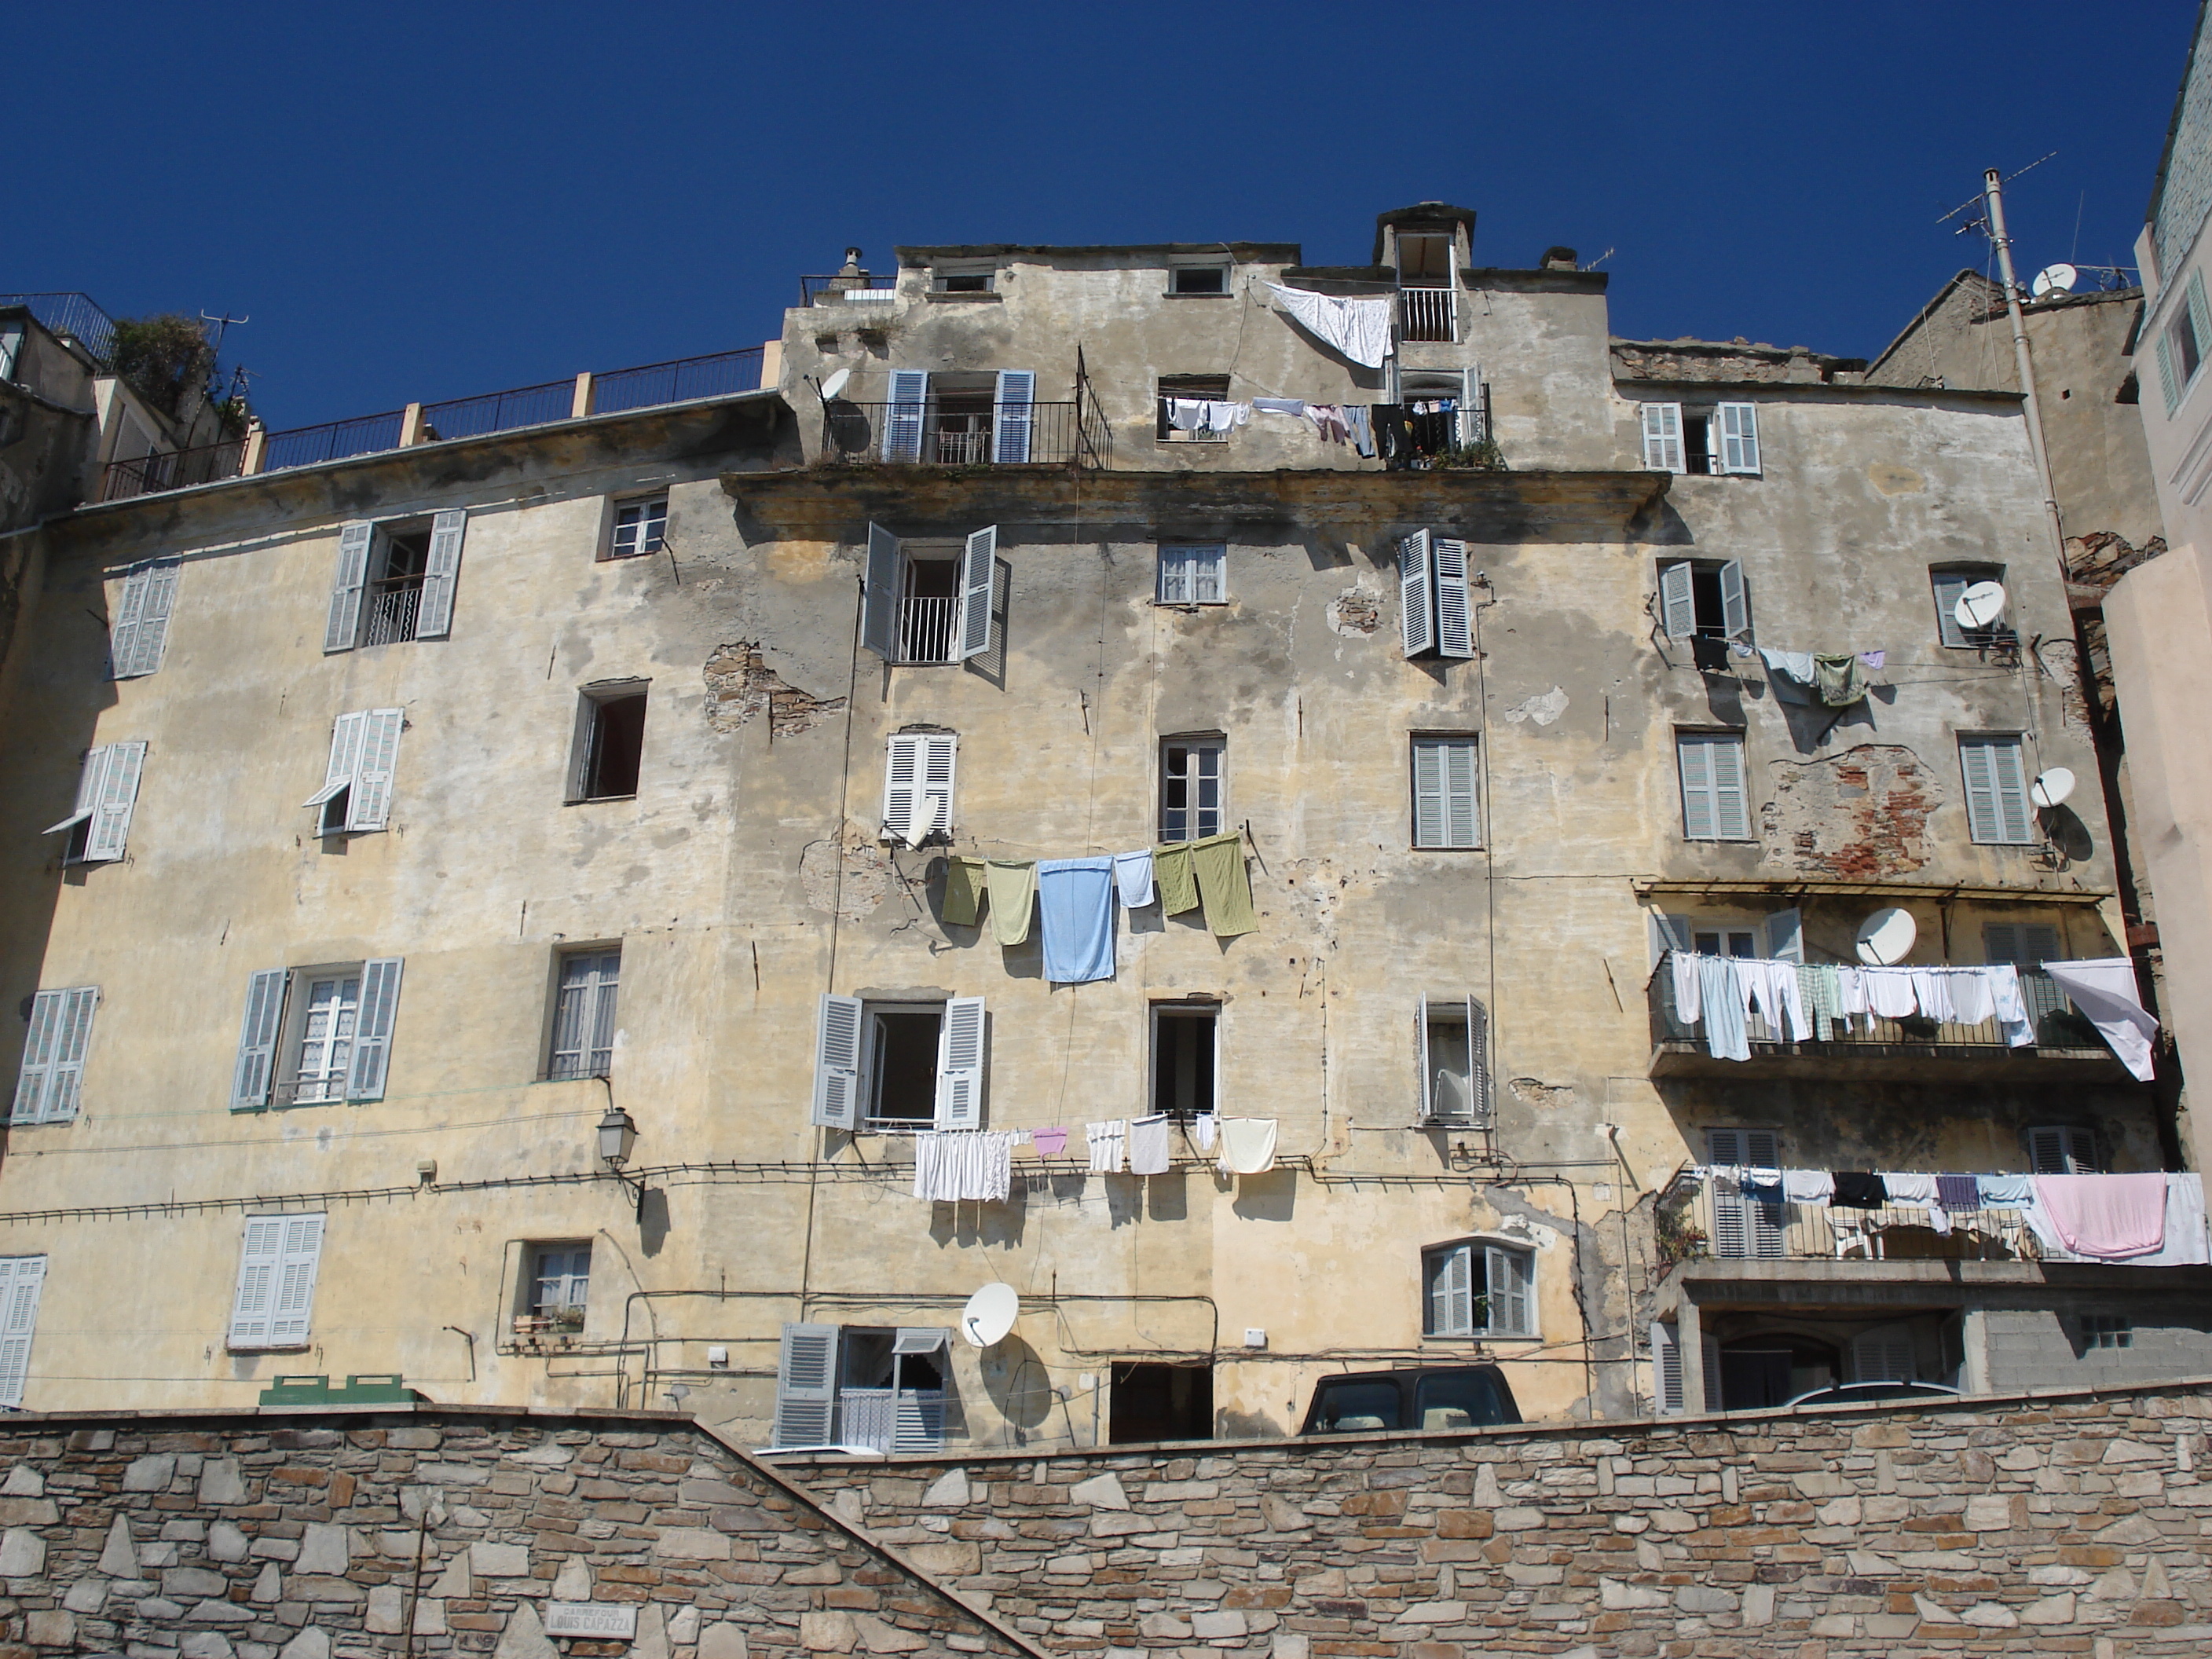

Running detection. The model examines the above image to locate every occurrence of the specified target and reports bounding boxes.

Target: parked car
[1300,1364,1521,1434]
[1782,1380,1961,1410]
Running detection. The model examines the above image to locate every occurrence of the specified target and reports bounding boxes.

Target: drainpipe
[1982,167,2070,580]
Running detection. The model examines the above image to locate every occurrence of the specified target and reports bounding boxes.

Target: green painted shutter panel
[933,997,986,1130]
[811,994,864,1130]
[416,509,467,639]
[862,523,900,659]
[1658,562,1696,639]
[346,958,404,1102]
[956,526,997,660]
[323,523,373,654]
[1398,530,1434,657]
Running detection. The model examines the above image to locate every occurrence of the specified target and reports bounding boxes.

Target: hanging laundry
[1987,964,2035,1046]
[1859,649,1886,670]
[1153,841,1200,916]
[1812,652,1867,707]
[1757,648,1819,705]
[1305,404,1351,445]
[1830,1172,1889,1208]
[980,859,1037,946]
[1835,964,1871,1027]
[1086,1120,1126,1174]
[1782,1169,1836,1204]
[1031,1126,1069,1158]
[941,855,987,927]
[1166,398,1209,432]
[1697,955,1749,1061]
[2041,958,2159,1082]
[1906,968,1955,1024]
[1188,830,1257,937]
[2033,1172,2169,1259]
[1670,950,1703,1026]
[912,1130,1021,1203]
[1734,958,1810,1041]
[1863,968,1918,1020]
[1344,405,1376,458]
[1193,1113,1218,1152]
[1944,966,1996,1027]
[1796,961,1845,1040]
[1218,1117,1279,1175]
[1127,1114,1172,1176]
[1112,849,1155,910]
[1935,1174,1981,1212]
[2130,1174,2210,1265]
[1036,857,1117,983]
[1975,1174,2034,1207]
[1252,397,1307,416]
[1204,401,1251,434]
[1879,1172,1949,1236]
[1264,284,1395,368]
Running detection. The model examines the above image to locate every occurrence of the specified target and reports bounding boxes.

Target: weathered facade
[0,205,2199,1452]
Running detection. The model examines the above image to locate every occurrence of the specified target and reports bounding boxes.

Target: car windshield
[1414,1371,1507,1430]
[1309,1380,1401,1432]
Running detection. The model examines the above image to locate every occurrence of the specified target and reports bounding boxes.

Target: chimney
[1542,247,1578,273]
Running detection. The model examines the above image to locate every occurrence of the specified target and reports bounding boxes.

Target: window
[1397,530,1476,660]
[548,950,620,1080]
[1395,233,1456,342]
[569,683,648,802]
[881,730,958,846]
[1654,907,1801,963]
[1849,1325,1919,1385]
[1159,373,1234,443]
[1160,736,1225,842]
[1170,264,1229,295]
[0,1257,46,1408]
[108,557,180,679]
[1411,736,1480,848]
[606,496,668,561]
[1640,402,1760,475]
[323,511,466,653]
[303,709,404,834]
[1152,1002,1218,1119]
[2155,269,2210,413]
[522,1243,592,1332]
[1422,1239,1535,1338]
[863,524,997,663]
[2082,1313,2133,1350]
[1959,734,2034,844]
[2028,1126,2100,1174]
[1157,544,1227,604]
[809,994,985,1132]
[42,742,146,865]
[1401,369,1485,455]
[1932,565,2009,648]
[771,1322,953,1452]
[1419,998,1489,1124]
[1984,922,2060,965]
[232,959,405,1111]
[11,988,98,1126]
[1677,732,1751,840]
[1706,1126,1784,1259]
[1656,559,1749,644]
[933,266,995,294]
[881,372,1033,463]
[1108,1361,1214,1444]
[228,1214,325,1351]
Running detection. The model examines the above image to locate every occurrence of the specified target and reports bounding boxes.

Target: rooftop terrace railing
[0,292,119,364]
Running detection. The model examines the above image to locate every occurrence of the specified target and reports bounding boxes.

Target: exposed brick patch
[1761,744,1936,877]
[703,643,845,738]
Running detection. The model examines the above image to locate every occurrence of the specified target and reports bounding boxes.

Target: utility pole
[1982,167,2071,579]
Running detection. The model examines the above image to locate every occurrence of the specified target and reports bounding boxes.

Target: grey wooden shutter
[862,523,901,659]
[1443,739,1478,847]
[917,733,958,844]
[1432,537,1474,658]
[323,523,374,654]
[1718,560,1749,641]
[1710,734,1749,839]
[2029,1126,2099,1174]
[2158,331,2181,412]
[85,741,145,862]
[1657,562,1695,639]
[1763,908,1803,963]
[126,557,181,677]
[1467,997,1492,1124]
[228,1218,286,1346]
[1932,570,1972,646]
[991,370,1035,463]
[1985,922,2060,965]
[266,1214,326,1346]
[1678,735,1720,840]
[1652,1321,1683,1414]
[1701,1333,1723,1411]
[1427,1245,1471,1337]
[883,371,928,463]
[881,734,921,842]
[0,1258,46,1408]
[305,712,366,819]
[11,987,97,1126]
[2191,273,2211,381]
[956,526,997,660]
[415,509,467,639]
[892,1389,947,1454]
[933,997,986,1130]
[1457,366,1484,445]
[1398,530,1434,657]
[773,1323,841,1445]
[109,562,153,678]
[1716,403,1760,474]
[1707,1127,1782,1259]
[811,994,864,1130]
[1641,403,1684,472]
[1415,1001,1435,1122]
[1412,741,1445,848]
[42,745,105,842]
[346,958,405,1102]
[1961,737,2030,843]
[1485,1246,1531,1335]
[1851,1328,1915,1384]
[232,969,290,1111]
[347,709,405,832]
[1988,737,2031,843]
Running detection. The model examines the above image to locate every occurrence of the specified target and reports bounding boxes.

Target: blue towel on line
[1038,857,1117,984]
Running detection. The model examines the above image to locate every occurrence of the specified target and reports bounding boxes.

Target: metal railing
[800,274,902,306]
[361,583,423,647]
[421,378,573,442]
[1659,1172,2041,1265]
[1650,955,2108,1060]
[593,347,764,414]
[822,401,1083,466]
[1399,286,1456,343]
[262,409,408,472]
[894,596,957,664]
[100,436,249,501]
[0,292,119,363]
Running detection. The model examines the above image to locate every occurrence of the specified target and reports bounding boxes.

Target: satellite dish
[817,367,852,401]
[2031,262,2078,298]
[1954,580,2007,631]
[960,1284,1018,1348]
[1855,907,1917,967]
[2031,767,2076,809]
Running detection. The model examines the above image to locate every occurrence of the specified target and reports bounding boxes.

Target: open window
[1108,1361,1214,1443]
[323,511,466,652]
[43,741,146,865]
[1640,402,1760,475]
[1152,1002,1218,1119]
[569,682,648,802]
[809,994,986,1133]
[1169,262,1229,296]
[548,948,620,1080]
[304,709,404,834]
[1418,997,1490,1126]
[605,496,668,561]
[1932,564,2009,648]
[932,262,996,295]
[1159,735,1225,841]
[516,1242,592,1337]
[2155,269,2210,413]
[1395,232,1457,342]
[10,987,98,1126]
[1401,369,1484,454]
[231,959,404,1111]
[771,1322,952,1452]
[229,1214,325,1352]
[1397,530,1476,660]
[1657,558,1750,646]
[1158,374,1233,442]
[881,372,1033,463]
[863,525,997,664]
[1422,1238,1535,1338]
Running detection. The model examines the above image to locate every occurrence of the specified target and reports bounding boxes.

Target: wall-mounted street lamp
[596,1104,643,1218]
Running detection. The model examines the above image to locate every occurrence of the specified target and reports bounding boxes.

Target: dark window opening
[1172,266,1228,295]
[928,388,994,463]
[1719,1335,1839,1410]
[868,1008,943,1125]
[1682,414,1715,476]
[1396,233,1452,285]
[2082,1313,2133,1350]
[1692,931,1759,958]
[1158,374,1234,441]
[904,556,958,599]
[1689,565,1727,635]
[1108,1361,1213,1443]
[364,528,431,646]
[2174,308,2202,384]
[1153,1005,1217,1119]
[939,272,992,294]
[575,690,647,801]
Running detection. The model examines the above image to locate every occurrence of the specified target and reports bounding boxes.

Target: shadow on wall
[978,1331,1058,1439]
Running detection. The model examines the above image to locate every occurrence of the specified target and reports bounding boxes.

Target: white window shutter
[1415,1002,1436,1122]
[1763,908,1803,963]
[1961,737,2028,843]
[1990,737,2031,843]
[347,709,405,832]
[13,987,97,1126]
[1641,403,1684,473]
[1701,1333,1723,1411]
[934,996,986,1130]
[956,526,997,660]
[1717,403,1760,474]
[2157,330,2180,412]
[1398,530,1435,657]
[1457,366,1484,445]
[42,745,105,840]
[323,523,374,654]
[1710,734,1749,840]
[1444,739,1478,848]
[1429,1245,1470,1337]
[127,558,181,677]
[266,1214,326,1346]
[1486,1247,1530,1335]
[862,523,901,659]
[881,734,921,843]
[915,733,957,846]
[1412,742,1445,848]
[232,969,290,1111]
[305,712,367,812]
[1652,1320,1683,1414]
[1679,736,1718,840]
[416,509,467,639]
[892,1390,947,1454]
[1961,738,1999,841]
[229,1218,286,1347]
[1467,997,1492,1123]
[774,1323,841,1446]
[1932,571,1971,646]
[991,371,1035,463]
[85,741,145,862]
[109,562,153,679]
[1718,560,1750,640]
[2191,273,2211,375]
[883,371,928,463]
[1657,562,1695,639]
[346,958,405,1102]
[1432,537,1474,658]
[811,994,864,1130]
[0,1258,46,1408]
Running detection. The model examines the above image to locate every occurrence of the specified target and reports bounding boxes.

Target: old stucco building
[0,203,2202,1446]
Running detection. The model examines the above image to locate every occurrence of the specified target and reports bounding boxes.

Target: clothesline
[914,1115,1279,1203]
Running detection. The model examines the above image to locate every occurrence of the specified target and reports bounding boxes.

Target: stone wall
[790,1376,2212,1659]
[0,1409,1031,1659]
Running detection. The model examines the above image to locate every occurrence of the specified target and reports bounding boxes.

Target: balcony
[838,1387,947,1454]
[889,596,957,665]
[1399,286,1456,343]
[1648,954,2122,1079]
[822,400,1086,467]
[361,580,423,647]
[1659,1171,2039,1267]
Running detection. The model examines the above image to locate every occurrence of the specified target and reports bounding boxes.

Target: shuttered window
[773,1322,841,1446]
[1411,736,1480,848]
[1959,735,2033,844]
[1984,922,2060,965]
[1423,1240,1533,1337]
[1851,1326,1917,1384]
[548,950,621,1080]
[811,995,864,1131]
[882,371,928,463]
[2028,1125,2100,1174]
[991,371,1035,464]
[1418,998,1489,1126]
[1677,732,1750,840]
[229,1214,325,1350]
[1706,1126,1784,1260]
[109,558,181,679]
[1423,1243,1474,1337]
[1157,546,1227,605]
[323,523,375,653]
[1640,403,1685,473]
[1485,1245,1533,1335]
[303,709,404,834]
[43,742,147,866]
[882,731,957,846]
[1652,1320,1684,1414]
[1397,531,1476,660]
[1716,403,1760,474]
[248,958,405,1110]
[933,997,987,1130]
[956,526,998,659]
[0,1258,47,1409]
[416,509,467,639]
[1932,566,2005,647]
[2158,270,2210,415]
[11,988,98,1126]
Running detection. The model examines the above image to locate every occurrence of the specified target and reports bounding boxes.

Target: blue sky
[14,2,2197,428]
